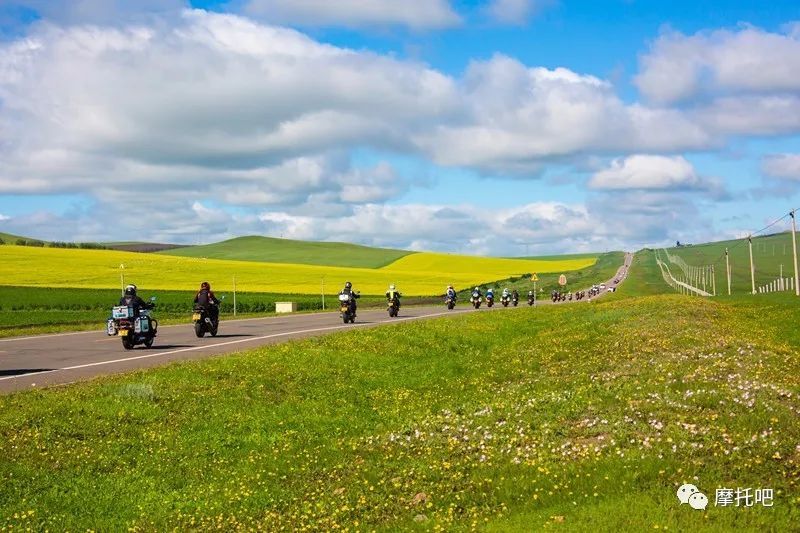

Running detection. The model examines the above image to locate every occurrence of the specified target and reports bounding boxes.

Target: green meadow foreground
[1,290,799,530]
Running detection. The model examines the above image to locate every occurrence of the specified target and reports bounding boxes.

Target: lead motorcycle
[107,297,158,350]
[445,294,457,310]
[501,294,511,307]
[486,293,495,308]
[339,291,359,323]
[387,294,400,317]
[527,293,535,306]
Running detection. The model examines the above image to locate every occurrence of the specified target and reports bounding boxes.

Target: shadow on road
[0,368,54,377]
[147,344,193,350]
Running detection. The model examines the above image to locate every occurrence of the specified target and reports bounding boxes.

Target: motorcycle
[192,297,223,338]
[470,291,482,309]
[512,294,519,307]
[445,294,456,310]
[501,294,510,307]
[527,295,535,306]
[387,295,400,317]
[107,297,158,350]
[339,292,358,323]
[486,294,495,308]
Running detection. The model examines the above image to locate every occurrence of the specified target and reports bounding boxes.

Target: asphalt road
[0,253,633,394]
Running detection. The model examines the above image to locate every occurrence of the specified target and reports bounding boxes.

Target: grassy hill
[0,231,37,244]
[2,295,798,530]
[159,236,413,269]
[662,231,797,295]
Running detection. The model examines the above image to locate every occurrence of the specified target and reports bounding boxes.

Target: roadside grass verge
[1,295,798,530]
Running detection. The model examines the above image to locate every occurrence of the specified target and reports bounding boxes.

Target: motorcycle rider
[446,285,457,301]
[386,284,401,308]
[194,281,220,322]
[501,287,510,300]
[119,284,152,316]
[486,287,495,302]
[511,288,519,303]
[340,281,360,312]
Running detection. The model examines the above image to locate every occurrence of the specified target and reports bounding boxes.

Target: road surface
[0,253,633,394]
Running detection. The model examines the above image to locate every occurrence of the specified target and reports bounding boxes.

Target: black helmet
[124,284,137,296]
[201,281,210,290]
[344,281,352,289]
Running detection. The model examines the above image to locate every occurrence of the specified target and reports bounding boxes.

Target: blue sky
[1,0,799,254]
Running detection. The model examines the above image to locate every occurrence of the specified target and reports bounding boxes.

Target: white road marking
[0,309,470,382]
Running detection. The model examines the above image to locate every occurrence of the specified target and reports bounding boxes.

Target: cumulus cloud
[589,155,708,191]
[414,55,710,174]
[636,24,800,104]
[243,0,461,29]
[761,154,800,181]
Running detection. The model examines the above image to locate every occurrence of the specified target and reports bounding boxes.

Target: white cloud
[414,55,710,173]
[589,155,706,191]
[0,214,10,221]
[243,0,461,29]
[636,24,800,104]
[762,154,800,181]
[485,0,554,25]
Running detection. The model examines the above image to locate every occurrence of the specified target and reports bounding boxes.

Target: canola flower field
[1,290,798,530]
[0,245,595,296]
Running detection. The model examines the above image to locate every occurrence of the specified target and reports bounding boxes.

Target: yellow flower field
[0,245,596,295]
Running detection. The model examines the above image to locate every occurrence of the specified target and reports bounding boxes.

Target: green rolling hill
[158,235,414,269]
[663,231,798,294]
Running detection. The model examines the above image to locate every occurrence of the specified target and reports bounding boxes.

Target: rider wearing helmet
[119,284,151,316]
[340,281,360,311]
[486,287,495,299]
[194,281,220,322]
[386,284,401,302]
[446,285,457,299]
[502,287,510,297]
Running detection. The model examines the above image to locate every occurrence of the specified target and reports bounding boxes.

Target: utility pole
[748,236,756,295]
[792,210,799,297]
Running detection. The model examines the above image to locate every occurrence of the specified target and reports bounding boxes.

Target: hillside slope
[159,236,412,268]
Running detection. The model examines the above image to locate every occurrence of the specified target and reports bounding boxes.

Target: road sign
[558,274,567,286]
[531,273,539,282]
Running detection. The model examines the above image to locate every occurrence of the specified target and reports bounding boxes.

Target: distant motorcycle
[486,294,495,308]
[527,294,535,306]
[107,297,157,350]
[339,292,358,323]
[500,294,510,307]
[445,294,456,310]
[512,294,519,307]
[387,295,400,317]
[470,291,482,309]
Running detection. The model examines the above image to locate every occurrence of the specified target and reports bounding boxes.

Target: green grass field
[160,235,413,268]
[2,289,799,530]
[662,232,798,296]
